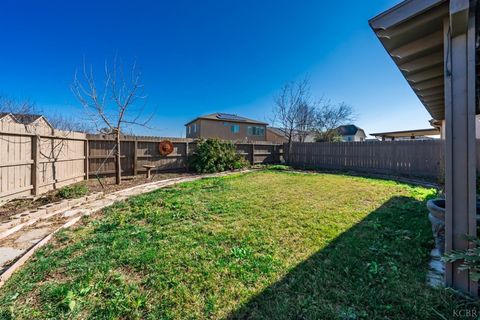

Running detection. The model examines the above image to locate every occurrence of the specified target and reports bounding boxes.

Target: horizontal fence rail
[87,134,284,177]
[0,119,87,202]
[7,127,476,202]
[287,140,447,180]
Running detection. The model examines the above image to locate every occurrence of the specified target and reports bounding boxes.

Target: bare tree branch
[71,57,152,184]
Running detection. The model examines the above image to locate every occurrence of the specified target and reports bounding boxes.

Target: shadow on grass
[283,166,439,189]
[228,196,472,320]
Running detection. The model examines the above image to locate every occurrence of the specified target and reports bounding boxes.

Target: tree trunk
[286,132,293,164]
[115,131,121,185]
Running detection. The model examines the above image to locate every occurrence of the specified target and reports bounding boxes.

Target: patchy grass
[57,183,89,199]
[265,164,292,171]
[0,171,476,319]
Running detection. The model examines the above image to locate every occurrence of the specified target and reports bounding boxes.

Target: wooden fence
[87,134,284,177]
[4,128,470,202]
[287,140,446,180]
[0,119,87,202]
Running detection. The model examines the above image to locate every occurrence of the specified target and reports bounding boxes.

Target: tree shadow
[228,196,473,320]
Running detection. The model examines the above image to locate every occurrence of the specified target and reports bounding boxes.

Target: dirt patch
[0,172,193,221]
[0,193,61,221]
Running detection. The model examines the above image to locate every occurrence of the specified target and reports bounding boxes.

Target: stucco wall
[186,119,266,141]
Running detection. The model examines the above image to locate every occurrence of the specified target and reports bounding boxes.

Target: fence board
[87,135,284,177]
[0,119,87,202]
[287,140,446,180]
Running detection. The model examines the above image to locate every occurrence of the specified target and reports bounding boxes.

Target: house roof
[371,127,440,138]
[185,113,268,126]
[336,125,365,136]
[267,127,316,137]
[266,127,285,137]
[0,112,48,125]
[369,0,479,120]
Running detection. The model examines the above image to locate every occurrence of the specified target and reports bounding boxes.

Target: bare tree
[272,78,317,157]
[47,113,91,133]
[0,96,37,114]
[295,101,318,142]
[314,102,354,142]
[71,58,151,184]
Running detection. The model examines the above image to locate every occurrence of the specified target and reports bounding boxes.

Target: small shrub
[443,235,480,281]
[189,138,249,173]
[57,183,89,199]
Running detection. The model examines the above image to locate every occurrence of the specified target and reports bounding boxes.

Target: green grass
[0,171,477,319]
[57,183,89,199]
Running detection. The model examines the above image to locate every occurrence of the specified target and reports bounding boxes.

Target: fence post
[84,139,89,180]
[133,138,138,176]
[185,141,189,169]
[31,135,40,196]
[251,143,255,165]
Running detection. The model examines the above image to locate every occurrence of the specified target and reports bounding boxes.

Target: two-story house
[185,113,268,141]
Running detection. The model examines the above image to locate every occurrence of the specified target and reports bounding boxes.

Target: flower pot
[427,199,480,255]
[427,199,446,255]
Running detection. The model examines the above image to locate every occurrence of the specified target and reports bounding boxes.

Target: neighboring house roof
[370,128,440,139]
[267,127,315,137]
[336,125,366,136]
[266,127,286,137]
[185,113,268,126]
[0,112,53,128]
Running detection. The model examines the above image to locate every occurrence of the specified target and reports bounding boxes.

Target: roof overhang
[371,127,440,138]
[369,0,460,120]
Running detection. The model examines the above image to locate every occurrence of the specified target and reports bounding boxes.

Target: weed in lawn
[0,171,477,319]
[57,183,89,199]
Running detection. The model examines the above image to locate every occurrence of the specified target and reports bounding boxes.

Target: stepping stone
[0,247,25,265]
[429,259,445,274]
[427,270,445,288]
[14,228,50,246]
[62,210,80,218]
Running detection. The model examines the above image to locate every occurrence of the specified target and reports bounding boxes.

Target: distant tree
[314,102,354,142]
[0,96,90,132]
[71,58,151,185]
[0,96,37,114]
[271,78,317,157]
[47,113,91,133]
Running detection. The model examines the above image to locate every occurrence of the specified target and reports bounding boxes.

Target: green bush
[189,138,249,173]
[443,235,480,281]
[57,183,89,199]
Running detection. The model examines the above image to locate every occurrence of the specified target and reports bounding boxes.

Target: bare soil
[0,172,193,220]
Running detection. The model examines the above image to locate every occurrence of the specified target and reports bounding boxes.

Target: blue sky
[1,0,433,137]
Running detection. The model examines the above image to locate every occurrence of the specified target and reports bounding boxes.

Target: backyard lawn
[0,170,477,319]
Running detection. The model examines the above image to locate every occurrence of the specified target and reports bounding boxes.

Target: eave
[369,0,449,120]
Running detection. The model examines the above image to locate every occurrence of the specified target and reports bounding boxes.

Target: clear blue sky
[1,0,433,137]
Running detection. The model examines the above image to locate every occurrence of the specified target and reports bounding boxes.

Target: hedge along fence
[0,117,87,203]
[87,134,284,177]
[286,140,446,180]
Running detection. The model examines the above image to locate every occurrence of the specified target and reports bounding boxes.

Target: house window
[224,122,239,133]
[248,126,265,136]
[192,123,197,133]
[231,124,240,133]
